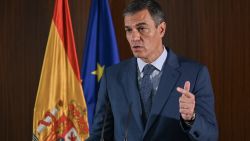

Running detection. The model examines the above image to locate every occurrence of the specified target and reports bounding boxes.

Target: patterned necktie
[140,64,155,119]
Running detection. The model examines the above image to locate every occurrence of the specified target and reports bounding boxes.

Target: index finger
[177,81,192,98]
[177,87,192,98]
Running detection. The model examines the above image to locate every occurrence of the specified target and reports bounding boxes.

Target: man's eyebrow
[125,22,148,29]
[136,22,147,27]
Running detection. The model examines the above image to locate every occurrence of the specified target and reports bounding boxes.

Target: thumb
[184,81,190,92]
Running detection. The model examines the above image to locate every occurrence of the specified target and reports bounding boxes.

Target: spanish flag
[32,0,89,140]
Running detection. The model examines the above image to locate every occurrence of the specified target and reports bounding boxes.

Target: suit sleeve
[181,66,219,141]
[86,70,114,141]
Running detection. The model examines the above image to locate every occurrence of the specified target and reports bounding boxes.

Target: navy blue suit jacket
[87,48,218,141]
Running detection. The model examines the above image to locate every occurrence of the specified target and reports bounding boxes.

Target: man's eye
[125,28,132,33]
[138,27,145,32]
[138,27,149,34]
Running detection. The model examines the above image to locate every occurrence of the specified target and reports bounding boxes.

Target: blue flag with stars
[81,0,120,130]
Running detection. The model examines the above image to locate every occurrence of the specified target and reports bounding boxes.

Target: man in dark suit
[86,0,218,140]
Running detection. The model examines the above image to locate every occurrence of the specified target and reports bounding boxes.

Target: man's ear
[158,22,166,38]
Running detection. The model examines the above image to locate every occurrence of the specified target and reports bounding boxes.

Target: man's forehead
[124,9,153,26]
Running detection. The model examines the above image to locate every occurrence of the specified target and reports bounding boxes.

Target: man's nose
[131,30,141,41]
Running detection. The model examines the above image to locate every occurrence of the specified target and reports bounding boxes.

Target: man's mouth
[132,46,143,48]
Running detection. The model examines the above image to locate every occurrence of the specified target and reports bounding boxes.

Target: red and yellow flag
[32,0,89,140]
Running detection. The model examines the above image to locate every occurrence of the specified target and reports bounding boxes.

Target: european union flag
[81,0,120,130]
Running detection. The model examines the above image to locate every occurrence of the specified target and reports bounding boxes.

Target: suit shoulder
[178,56,204,69]
[176,56,208,76]
[105,58,135,74]
[175,56,211,85]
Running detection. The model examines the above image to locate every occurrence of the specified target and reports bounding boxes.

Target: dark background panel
[0,0,249,140]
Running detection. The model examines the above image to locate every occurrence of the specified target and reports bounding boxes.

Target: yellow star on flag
[91,63,105,82]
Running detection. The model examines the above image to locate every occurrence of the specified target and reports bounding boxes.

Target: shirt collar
[137,47,168,73]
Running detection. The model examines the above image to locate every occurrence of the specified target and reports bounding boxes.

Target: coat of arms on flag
[34,100,88,141]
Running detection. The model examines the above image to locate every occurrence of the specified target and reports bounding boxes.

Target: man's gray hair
[123,0,166,26]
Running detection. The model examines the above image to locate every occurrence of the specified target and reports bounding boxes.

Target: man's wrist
[184,112,196,126]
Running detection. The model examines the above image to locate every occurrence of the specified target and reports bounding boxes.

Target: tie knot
[142,64,155,75]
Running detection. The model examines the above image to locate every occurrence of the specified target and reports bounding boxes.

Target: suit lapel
[124,58,144,132]
[143,49,181,135]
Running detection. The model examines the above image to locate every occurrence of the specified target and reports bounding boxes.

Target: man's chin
[132,53,144,58]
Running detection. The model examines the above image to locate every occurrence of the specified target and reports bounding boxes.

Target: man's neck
[141,46,164,63]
